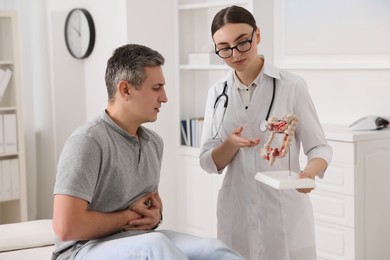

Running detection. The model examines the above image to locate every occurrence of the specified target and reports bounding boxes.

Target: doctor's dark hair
[105,44,165,100]
[211,5,257,37]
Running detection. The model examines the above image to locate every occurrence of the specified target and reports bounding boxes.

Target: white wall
[1,0,388,228]
[1,0,142,219]
[39,0,178,228]
[125,1,178,229]
[24,0,128,220]
[291,69,390,125]
[254,0,390,125]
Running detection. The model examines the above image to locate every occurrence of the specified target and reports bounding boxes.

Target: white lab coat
[200,60,332,260]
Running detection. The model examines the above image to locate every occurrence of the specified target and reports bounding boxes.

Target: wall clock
[64,8,96,59]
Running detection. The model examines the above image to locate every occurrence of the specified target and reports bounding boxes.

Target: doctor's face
[213,23,260,72]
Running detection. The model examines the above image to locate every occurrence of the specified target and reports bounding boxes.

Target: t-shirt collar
[102,111,150,143]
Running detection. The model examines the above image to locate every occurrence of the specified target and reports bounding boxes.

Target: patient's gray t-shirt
[53,112,163,259]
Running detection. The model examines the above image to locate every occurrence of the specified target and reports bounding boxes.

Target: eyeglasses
[215,29,255,59]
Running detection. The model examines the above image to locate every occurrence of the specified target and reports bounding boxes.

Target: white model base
[255,171,316,190]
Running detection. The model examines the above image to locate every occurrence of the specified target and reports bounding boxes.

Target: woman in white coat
[199,6,333,260]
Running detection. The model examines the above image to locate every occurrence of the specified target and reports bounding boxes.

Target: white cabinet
[177,0,252,147]
[0,11,28,224]
[177,146,224,237]
[307,125,390,260]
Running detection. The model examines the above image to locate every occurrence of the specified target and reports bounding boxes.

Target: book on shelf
[0,68,13,102]
[1,159,12,201]
[3,113,18,153]
[0,114,4,153]
[10,158,20,198]
[0,69,5,82]
[0,113,18,154]
[0,158,20,201]
[180,117,204,148]
[180,119,190,146]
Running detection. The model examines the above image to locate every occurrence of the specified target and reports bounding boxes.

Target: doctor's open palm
[228,126,260,148]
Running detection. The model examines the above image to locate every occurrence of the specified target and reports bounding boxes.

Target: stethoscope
[211,77,276,139]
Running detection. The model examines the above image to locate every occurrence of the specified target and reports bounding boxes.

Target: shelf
[323,123,390,142]
[0,106,17,112]
[0,152,18,158]
[178,0,249,10]
[0,198,19,203]
[0,61,14,65]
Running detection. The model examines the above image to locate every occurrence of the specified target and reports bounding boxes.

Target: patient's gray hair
[105,44,165,100]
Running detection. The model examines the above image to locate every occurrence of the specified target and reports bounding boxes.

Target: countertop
[323,124,390,142]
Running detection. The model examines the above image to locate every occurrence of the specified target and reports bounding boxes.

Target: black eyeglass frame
[214,28,256,59]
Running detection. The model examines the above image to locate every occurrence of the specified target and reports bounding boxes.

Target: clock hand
[72,26,81,36]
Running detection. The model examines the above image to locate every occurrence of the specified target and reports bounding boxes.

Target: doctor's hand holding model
[199,5,333,260]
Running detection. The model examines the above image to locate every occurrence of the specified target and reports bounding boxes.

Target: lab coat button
[251,198,257,204]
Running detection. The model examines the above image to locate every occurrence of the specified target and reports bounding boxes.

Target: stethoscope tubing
[212,77,276,138]
[213,81,229,109]
[266,78,276,121]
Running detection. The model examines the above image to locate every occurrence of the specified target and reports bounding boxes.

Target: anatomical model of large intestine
[261,114,298,166]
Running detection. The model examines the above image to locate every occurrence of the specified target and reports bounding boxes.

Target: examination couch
[0,219,55,259]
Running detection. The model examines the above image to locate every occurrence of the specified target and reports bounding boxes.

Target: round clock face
[64,8,95,59]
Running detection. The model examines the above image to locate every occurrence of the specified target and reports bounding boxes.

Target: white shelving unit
[0,11,28,224]
[175,0,252,236]
[177,0,252,144]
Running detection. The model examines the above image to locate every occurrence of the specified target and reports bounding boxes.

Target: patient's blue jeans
[74,230,243,260]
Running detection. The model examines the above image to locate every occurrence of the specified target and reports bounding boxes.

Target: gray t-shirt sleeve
[54,134,101,203]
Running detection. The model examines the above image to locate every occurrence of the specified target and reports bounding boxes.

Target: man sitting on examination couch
[51,43,243,260]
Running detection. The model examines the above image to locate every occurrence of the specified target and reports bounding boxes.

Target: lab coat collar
[262,56,281,80]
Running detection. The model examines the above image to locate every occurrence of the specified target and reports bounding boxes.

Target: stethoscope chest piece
[260,120,268,132]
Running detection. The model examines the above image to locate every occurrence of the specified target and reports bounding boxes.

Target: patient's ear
[118,81,131,98]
